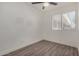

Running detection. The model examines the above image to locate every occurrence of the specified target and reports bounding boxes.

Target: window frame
[51,10,78,31]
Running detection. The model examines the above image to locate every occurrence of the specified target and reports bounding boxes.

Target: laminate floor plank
[4,40,78,56]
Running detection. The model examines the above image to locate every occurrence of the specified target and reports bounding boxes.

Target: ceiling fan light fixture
[43,2,49,7]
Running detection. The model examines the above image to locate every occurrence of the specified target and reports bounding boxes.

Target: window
[52,11,76,30]
[62,11,75,30]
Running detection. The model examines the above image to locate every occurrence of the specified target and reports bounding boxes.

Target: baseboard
[1,39,79,56]
[44,38,77,48]
[0,39,42,56]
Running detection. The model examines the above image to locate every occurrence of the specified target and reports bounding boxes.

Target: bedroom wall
[0,2,43,55]
[42,3,79,48]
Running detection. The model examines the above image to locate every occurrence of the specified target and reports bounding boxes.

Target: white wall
[0,2,43,55]
[42,3,79,49]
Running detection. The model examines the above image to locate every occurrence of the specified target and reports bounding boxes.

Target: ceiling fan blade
[32,2,44,4]
[49,2,57,5]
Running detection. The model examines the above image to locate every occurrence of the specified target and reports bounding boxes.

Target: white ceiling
[26,2,77,11]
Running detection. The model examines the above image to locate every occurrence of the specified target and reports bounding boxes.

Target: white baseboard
[0,38,42,56]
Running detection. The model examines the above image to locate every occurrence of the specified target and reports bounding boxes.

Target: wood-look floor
[4,40,78,56]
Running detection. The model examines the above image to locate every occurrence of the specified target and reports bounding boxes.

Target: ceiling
[27,2,77,11]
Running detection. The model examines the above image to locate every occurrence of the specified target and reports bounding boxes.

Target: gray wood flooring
[4,40,78,56]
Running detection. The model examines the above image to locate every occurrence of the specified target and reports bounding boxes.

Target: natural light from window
[52,11,76,30]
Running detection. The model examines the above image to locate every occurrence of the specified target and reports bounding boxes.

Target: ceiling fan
[32,2,58,10]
